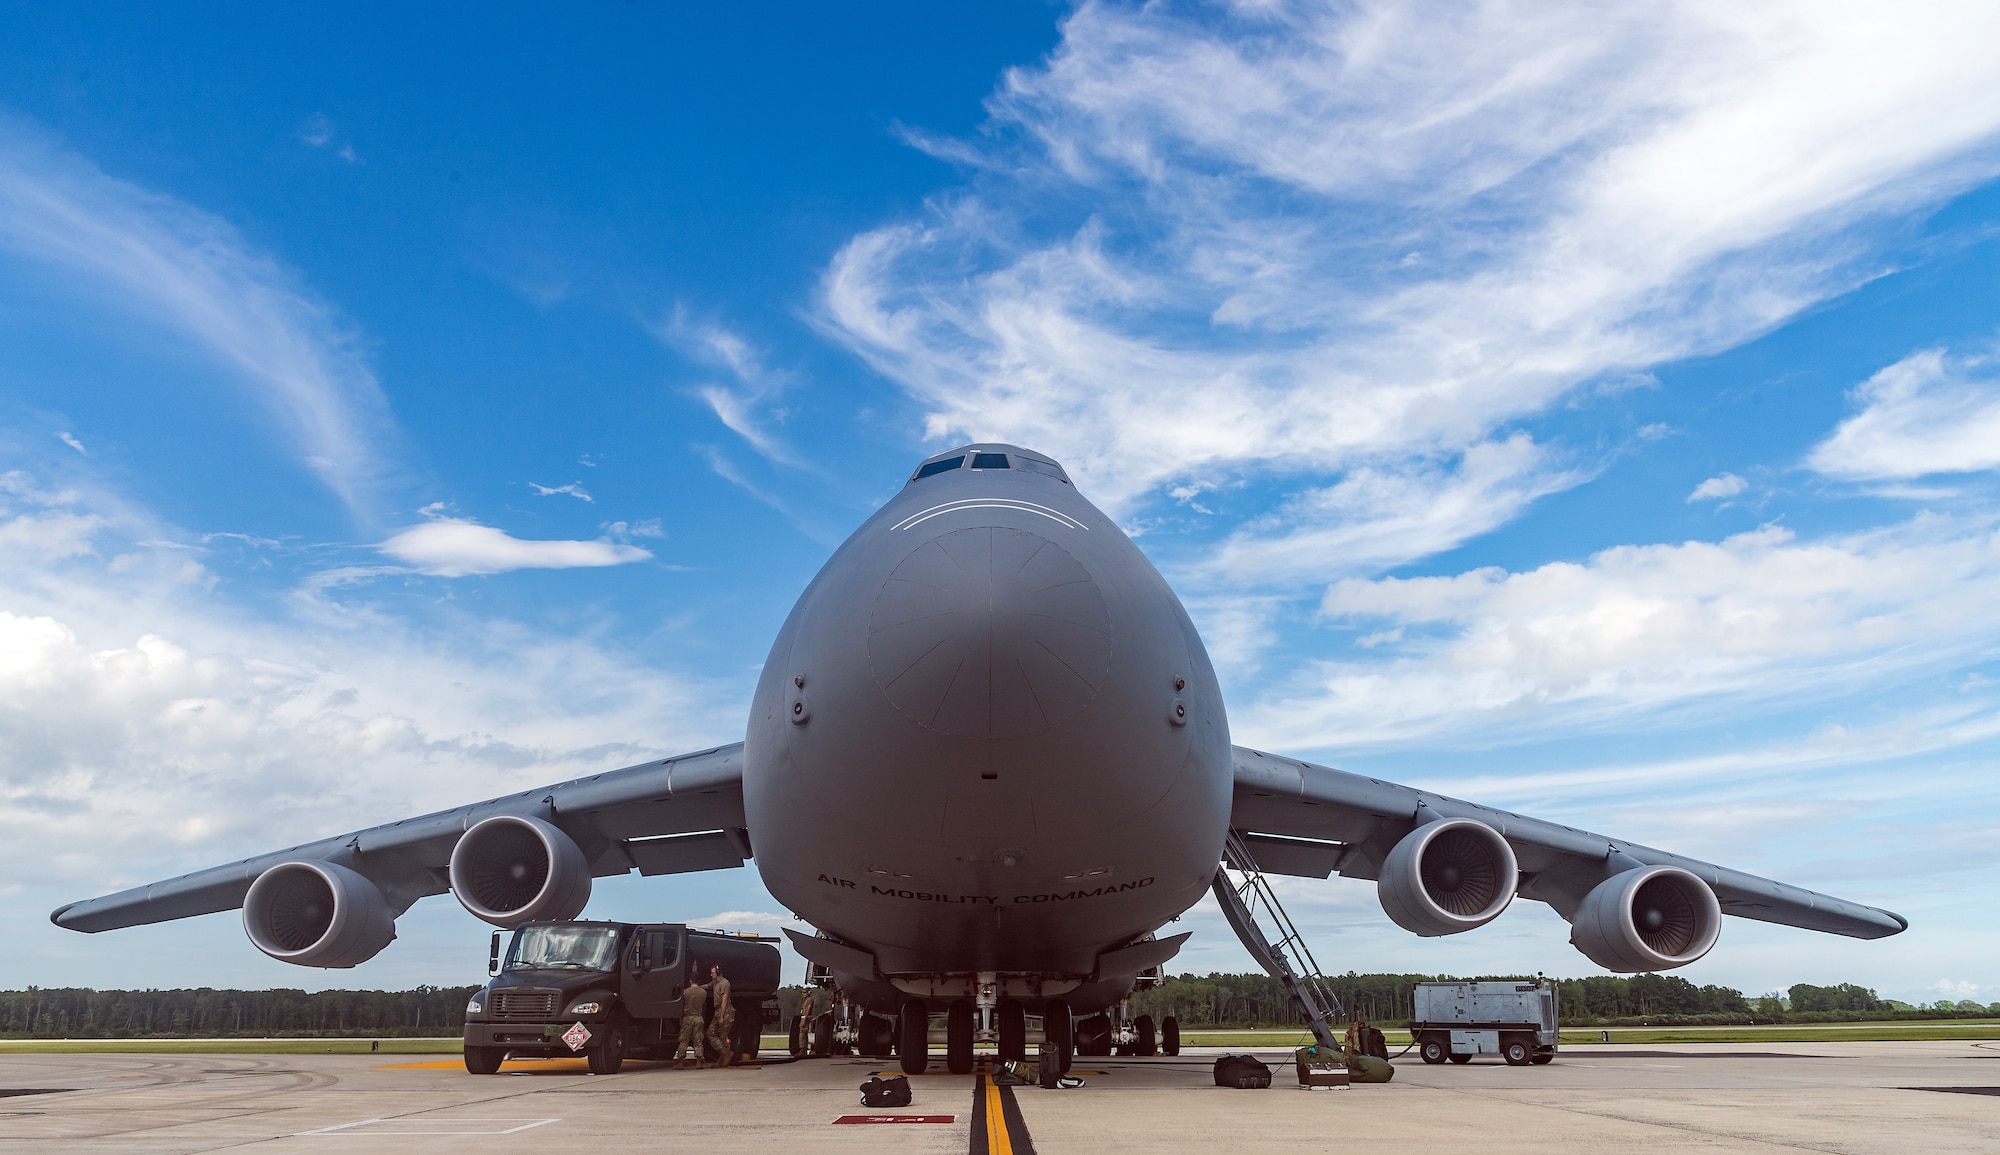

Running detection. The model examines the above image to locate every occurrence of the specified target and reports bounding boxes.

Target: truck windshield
[506,925,620,972]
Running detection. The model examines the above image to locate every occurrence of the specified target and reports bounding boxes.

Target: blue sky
[4,2,1999,1006]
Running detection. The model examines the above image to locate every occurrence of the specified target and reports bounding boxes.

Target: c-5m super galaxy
[54,445,1905,1073]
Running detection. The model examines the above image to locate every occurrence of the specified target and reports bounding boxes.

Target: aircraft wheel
[1449,1052,1472,1064]
[1531,1051,1554,1065]
[946,999,975,1075]
[1043,999,1074,1073]
[898,1001,928,1075]
[1134,1014,1157,1057]
[1502,1038,1531,1066]
[789,1015,805,1058]
[463,1045,504,1075]
[1074,1013,1111,1056]
[862,1013,895,1058]
[813,1014,834,1057]
[1161,1015,1180,1056]
[998,999,1027,1062]
[1420,1037,1447,1064]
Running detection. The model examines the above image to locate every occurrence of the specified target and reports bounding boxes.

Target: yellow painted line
[980,1065,1011,1155]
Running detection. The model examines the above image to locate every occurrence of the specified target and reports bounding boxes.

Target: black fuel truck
[462,920,782,1074]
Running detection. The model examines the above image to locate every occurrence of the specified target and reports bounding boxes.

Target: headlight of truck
[465,998,483,1014]
[566,1000,604,1015]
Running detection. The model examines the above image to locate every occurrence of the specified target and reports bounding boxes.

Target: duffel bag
[859,1074,913,1107]
[1213,1053,1272,1089]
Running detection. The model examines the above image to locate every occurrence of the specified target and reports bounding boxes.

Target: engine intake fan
[449,814,591,927]
[1570,865,1721,972]
[242,860,396,968]
[1377,817,1519,935]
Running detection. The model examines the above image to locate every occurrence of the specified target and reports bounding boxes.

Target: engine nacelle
[1569,865,1722,972]
[242,860,397,968]
[449,814,592,927]
[1377,817,1520,935]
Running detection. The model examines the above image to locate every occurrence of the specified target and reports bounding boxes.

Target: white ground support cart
[1411,980,1558,1066]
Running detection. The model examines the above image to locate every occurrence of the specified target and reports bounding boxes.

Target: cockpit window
[1012,457,1070,483]
[913,457,964,480]
[970,453,1010,470]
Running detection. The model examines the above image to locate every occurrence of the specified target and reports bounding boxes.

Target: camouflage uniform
[672,980,709,1069]
[707,974,735,1066]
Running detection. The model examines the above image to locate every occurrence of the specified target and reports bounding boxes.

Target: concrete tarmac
[0,1042,1995,1153]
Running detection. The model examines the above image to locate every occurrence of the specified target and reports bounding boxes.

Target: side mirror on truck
[489,930,501,976]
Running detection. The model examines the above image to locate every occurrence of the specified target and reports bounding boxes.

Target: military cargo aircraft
[53,444,1905,1074]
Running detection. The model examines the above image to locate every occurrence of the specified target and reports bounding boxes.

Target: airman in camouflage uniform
[706,964,735,1067]
[672,975,709,1069]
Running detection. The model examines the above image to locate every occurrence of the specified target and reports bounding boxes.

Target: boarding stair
[1212,829,1346,1050]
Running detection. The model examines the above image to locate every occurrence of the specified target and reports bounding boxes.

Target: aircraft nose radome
[867,525,1112,737]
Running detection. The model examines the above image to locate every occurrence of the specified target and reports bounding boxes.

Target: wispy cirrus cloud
[378,518,651,577]
[822,0,2000,581]
[1809,347,2000,480]
[0,116,396,518]
[529,481,593,502]
[656,308,802,467]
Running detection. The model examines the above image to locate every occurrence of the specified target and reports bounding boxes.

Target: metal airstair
[1212,829,1346,1050]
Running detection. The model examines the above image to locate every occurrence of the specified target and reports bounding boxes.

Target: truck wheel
[1134,1014,1157,1057]
[587,1027,625,1075]
[734,1013,761,1064]
[998,999,1026,1062]
[1502,1038,1531,1066]
[898,1001,928,1075]
[1420,1037,1447,1064]
[1449,1052,1472,1064]
[1162,1015,1180,1056]
[463,1045,504,1075]
[946,999,975,1075]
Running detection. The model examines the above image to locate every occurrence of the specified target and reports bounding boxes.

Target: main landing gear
[897,996,1076,1074]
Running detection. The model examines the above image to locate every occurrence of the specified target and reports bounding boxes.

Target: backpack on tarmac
[1213,1054,1272,1089]
[859,1075,912,1107]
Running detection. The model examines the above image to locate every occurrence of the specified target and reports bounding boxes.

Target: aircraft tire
[1531,1051,1554,1065]
[998,999,1027,1062]
[898,1001,928,1075]
[946,999,975,1075]
[1161,1015,1180,1056]
[1449,1052,1472,1064]
[463,1045,504,1075]
[1420,1036,1447,1064]
[1134,1014,1157,1057]
[813,1014,834,1057]
[1044,999,1074,1073]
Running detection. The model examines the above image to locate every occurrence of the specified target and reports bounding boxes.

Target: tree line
[1,975,1986,1037]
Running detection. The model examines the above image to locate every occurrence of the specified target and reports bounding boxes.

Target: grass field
[2,1021,1994,1054]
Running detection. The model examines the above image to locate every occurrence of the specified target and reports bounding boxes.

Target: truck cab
[462,920,781,1074]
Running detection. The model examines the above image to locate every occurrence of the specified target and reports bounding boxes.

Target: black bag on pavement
[1213,1053,1272,1088]
[859,1075,912,1107]
[1038,1041,1062,1088]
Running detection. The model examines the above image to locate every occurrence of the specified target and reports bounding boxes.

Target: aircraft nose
[866,525,1113,737]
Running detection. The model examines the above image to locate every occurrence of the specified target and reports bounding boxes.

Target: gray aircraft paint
[745,445,1230,983]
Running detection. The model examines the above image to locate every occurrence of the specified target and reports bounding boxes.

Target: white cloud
[0,469,734,952]
[0,117,395,515]
[529,481,593,502]
[1931,979,1982,1000]
[658,309,801,467]
[378,518,651,577]
[1808,347,2000,479]
[821,0,2000,575]
[1243,518,2000,747]
[56,431,84,455]
[1688,472,1748,502]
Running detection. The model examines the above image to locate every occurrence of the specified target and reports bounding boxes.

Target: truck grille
[492,991,559,1018]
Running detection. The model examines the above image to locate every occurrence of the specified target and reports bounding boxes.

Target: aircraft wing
[1227,745,1904,963]
[51,743,750,935]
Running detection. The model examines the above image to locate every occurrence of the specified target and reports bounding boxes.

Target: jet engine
[242,860,397,968]
[1569,865,1721,972]
[1376,817,1519,935]
[448,814,592,927]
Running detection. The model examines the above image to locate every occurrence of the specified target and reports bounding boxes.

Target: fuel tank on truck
[743,445,1233,977]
